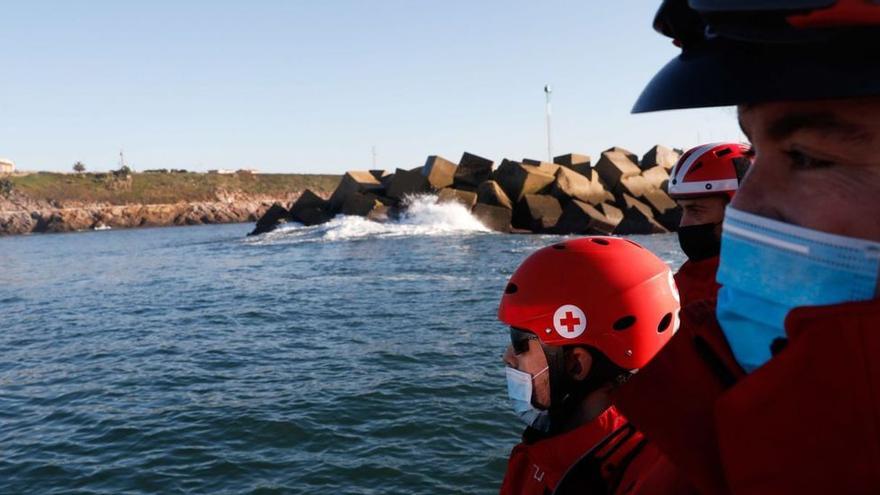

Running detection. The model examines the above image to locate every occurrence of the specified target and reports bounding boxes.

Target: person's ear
[566,347,593,382]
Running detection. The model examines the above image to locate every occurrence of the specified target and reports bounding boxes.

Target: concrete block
[641,166,670,189]
[493,159,556,201]
[613,194,668,235]
[386,167,429,201]
[640,145,681,170]
[370,170,391,182]
[513,194,563,232]
[437,188,477,209]
[594,147,642,193]
[522,159,561,176]
[472,203,512,232]
[553,153,592,176]
[599,202,624,225]
[554,199,620,235]
[341,192,384,217]
[329,171,384,212]
[248,203,288,236]
[289,189,333,226]
[640,188,682,231]
[550,166,611,206]
[453,152,494,191]
[476,180,513,210]
[616,174,654,198]
[422,155,458,190]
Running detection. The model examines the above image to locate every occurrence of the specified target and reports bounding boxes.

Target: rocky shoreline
[0,191,313,236]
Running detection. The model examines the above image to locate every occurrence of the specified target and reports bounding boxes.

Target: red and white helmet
[668,143,752,200]
[498,237,680,371]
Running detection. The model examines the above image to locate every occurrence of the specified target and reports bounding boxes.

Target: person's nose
[502,345,517,368]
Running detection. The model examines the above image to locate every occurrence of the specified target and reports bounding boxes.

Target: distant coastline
[0,171,339,236]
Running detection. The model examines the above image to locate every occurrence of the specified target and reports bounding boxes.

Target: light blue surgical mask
[716,206,880,373]
[505,366,551,431]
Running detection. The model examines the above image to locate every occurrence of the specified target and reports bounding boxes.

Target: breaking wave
[246,194,491,244]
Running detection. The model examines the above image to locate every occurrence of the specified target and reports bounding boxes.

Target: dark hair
[565,345,629,392]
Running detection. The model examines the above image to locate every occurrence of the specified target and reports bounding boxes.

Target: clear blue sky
[1,0,744,173]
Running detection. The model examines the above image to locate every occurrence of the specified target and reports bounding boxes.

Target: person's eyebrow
[765,112,872,144]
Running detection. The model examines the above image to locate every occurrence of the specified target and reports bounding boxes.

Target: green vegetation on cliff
[7,172,341,205]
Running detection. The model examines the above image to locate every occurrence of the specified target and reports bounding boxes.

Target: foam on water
[249,195,490,245]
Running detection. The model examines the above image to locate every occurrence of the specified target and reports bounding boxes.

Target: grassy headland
[5,171,341,205]
[0,171,343,235]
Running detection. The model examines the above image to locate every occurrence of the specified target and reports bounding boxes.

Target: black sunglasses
[510,327,538,355]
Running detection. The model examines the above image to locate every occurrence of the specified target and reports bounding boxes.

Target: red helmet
[668,142,751,200]
[498,237,680,371]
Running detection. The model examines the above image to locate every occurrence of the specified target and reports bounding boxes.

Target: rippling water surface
[0,198,685,494]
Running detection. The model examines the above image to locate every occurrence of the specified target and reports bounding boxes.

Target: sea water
[0,196,685,494]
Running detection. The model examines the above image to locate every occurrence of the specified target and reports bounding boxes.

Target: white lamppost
[544,84,553,162]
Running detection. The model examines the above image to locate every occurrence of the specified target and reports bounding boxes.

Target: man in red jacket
[669,143,751,304]
[613,1,880,494]
[497,237,692,495]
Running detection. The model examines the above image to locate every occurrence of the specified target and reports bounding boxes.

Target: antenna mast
[544,85,553,162]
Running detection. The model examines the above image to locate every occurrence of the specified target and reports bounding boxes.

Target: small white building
[0,158,14,174]
[208,169,235,175]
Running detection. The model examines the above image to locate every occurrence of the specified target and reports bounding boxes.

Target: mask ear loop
[532,366,549,379]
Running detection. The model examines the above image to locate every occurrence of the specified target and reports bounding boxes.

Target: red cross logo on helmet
[553,305,587,339]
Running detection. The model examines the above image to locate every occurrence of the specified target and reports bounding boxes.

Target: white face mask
[505,366,551,431]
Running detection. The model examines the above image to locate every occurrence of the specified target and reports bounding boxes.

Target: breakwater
[250,145,683,237]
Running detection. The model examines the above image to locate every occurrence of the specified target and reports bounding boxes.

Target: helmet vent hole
[590,238,610,246]
[505,283,518,294]
[658,313,673,333]
[715,147,733,157]
[688,161,704,175]
[613,316,636,331]
[552,243,566,250]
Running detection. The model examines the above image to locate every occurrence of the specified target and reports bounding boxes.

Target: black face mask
[677,222,721,261]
